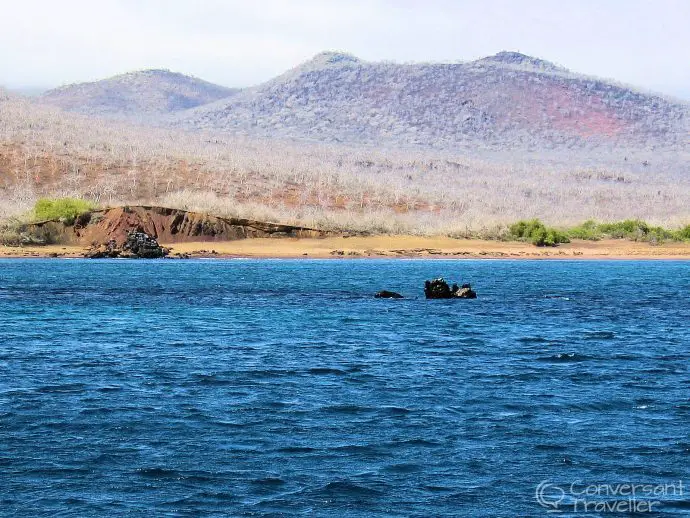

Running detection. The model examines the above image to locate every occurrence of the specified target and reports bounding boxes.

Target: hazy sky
[1,0,688,99]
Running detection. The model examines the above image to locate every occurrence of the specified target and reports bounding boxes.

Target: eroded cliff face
[29,206,329,245]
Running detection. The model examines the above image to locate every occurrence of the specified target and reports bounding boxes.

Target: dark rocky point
[85,231,168,259]
[123,231,167,258]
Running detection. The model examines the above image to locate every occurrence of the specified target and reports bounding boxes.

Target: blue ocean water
[0,259,688,517]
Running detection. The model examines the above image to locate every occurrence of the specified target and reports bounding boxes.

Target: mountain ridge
[9,50,688,153]
[40,69,238,117]
[174,51,689,150]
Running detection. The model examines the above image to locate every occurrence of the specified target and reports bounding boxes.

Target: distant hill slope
[177,51,689,149]
[41,69,238,117]
[1,89,688,231]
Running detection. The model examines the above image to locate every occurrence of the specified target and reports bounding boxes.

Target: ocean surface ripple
[1,259,688,516]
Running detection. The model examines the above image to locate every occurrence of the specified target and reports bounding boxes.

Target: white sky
[1,0,688,99]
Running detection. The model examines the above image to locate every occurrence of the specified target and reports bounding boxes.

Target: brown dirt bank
[3,236,689,259]
[27,205,329,246]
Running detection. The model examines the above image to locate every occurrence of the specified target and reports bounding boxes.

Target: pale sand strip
[2,237,690,260]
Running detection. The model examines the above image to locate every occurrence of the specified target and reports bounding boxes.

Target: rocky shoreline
[84,231,169,259]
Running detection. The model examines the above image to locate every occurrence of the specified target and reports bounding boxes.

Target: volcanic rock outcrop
[424,278,477,299]
[85,231,168,258]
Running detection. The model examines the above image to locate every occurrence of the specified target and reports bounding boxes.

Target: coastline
[2,236,690,260]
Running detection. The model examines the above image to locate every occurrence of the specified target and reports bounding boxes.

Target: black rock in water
[424,278,477,299]
[424,278,453,299]
[375,290,404,299]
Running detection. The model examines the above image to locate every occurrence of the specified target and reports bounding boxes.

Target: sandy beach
[2,236,690,260]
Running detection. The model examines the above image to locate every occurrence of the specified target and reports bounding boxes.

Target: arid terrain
[1,51,688,237]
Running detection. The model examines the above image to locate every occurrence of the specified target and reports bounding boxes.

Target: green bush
[0,218,24,246]
[593,219,681,243]
[597,219,649,239]
[567,219,601,240]
[33,198,95,225]
[509,219,543,239]
[646,226,674,243]
[561,219,690,243]
[0,229,22,246]
[0,218,58,246]
[676,225,690,241]
[508,219,570,247]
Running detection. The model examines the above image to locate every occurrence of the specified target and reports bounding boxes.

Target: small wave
[96,385,122,392]
[610,353,639,361]
[188,373,232,385]
[25,466,91,476]
[423,485,455,493]
[517,336,550,344]
[136,467,181,479]
[378,406,412,415]
[71,360,119,367]
[583,331,616,340]
[328,444,384,455]
[533,443,568,452]
[35,383,87,394]
[387,438,443,448]
[213,420,245,428]
[194,490,236,501]
[275,446,317,453]
[79,407,112,416]
[567,399,631,411]
[249,369,299,379]
[344,364,366,373]
[307,367,347,376]
[318,480,383,497]
[183,472,218,483]
[251,476,286,487]
[537,352,593,363]
[64,497,87,505]
[659,500,690,510]
[382,462,422,473]
[320,404,376,414]
[264,400,292,408]
[455,337,487,346]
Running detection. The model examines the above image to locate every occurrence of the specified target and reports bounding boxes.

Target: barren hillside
[1,90,688,233]
[1,52,689,234]
[41,69,238,117]
[178,51,689,149]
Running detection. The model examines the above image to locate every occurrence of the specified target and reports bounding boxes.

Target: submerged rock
[375,290,404,299]
[424,278,477,299]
